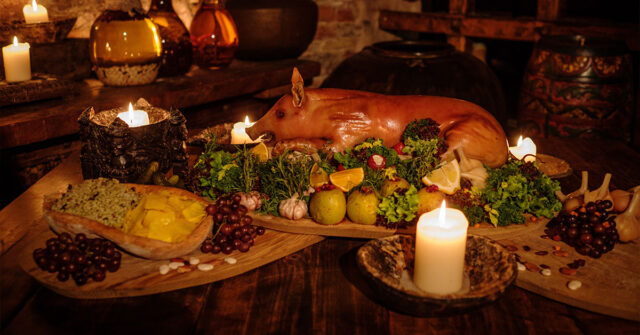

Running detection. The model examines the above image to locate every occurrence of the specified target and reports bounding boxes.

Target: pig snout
[246,119,274,142]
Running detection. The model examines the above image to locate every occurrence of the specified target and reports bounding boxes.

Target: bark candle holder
[78,99,187,182]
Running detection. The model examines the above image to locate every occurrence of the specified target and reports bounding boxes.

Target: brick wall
[301,0,421,86]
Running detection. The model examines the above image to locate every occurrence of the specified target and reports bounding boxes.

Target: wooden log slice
[356,234,516,316]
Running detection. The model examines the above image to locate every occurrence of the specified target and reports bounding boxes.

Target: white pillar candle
[231,116,258,144]
[2,37,31,83]
[117,103,150,128]
[414,200,469,295]
[23,0,49,24]
[508,136,537,162]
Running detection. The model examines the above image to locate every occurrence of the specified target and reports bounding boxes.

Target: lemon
[310,163,329,188]
[329,167,364,192]
[422,159,461,195]
[250,142,270,162]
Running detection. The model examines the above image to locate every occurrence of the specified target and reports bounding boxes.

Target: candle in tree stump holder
[78,99,187,182]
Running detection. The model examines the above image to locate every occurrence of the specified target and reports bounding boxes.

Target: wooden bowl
[0,17,77,44]
[537,153,572,178]
[356,234,516,316]
[43,184,213,260]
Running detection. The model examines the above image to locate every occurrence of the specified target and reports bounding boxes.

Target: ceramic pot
[227,0,317,60]
[89,10,163,86]
[322,41,507,125]
[518,35,633,140]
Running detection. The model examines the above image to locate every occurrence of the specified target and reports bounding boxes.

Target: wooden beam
[449,0,475,15]
[379,10,639,50]
[537,0,566,21]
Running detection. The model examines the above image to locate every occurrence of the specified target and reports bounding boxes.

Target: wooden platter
[472,220,639,321]
[249,213,395,239]
[19,224,323,299]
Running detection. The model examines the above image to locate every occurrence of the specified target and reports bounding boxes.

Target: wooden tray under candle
[356,234,516,316]
[0,17,76,44]
[0,73,73,107]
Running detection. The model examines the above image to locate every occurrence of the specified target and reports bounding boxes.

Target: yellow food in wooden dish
[123,191,206,243]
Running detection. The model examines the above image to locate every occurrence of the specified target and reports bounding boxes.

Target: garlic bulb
[615,188,640,242]
[279,194,308,220]
[238,191,262,211]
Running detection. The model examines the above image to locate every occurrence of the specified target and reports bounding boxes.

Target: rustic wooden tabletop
[1,137,639,334]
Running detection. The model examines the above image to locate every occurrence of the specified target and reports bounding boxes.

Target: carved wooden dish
[43,184,213,260]
[356,234,516,316]
[0,17,76,44]
[537,153,572,178]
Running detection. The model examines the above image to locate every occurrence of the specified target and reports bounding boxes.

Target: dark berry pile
[33,233,121,285]
[200,194,265,255]
[545,200,618,259]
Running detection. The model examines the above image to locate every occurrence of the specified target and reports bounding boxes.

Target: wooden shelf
[379,9,638,51]
[0,59,320,149]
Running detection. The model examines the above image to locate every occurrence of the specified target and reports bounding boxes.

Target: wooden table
[1,137,639,334]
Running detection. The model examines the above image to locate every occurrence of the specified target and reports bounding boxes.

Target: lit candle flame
[516,135,523,147]
[244,115,254,127]
[438,200,447,226]
[32,0,38,11]
[127,102,134,119]
[13,36,18,45]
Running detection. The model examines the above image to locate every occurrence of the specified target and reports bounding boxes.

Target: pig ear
[291,67,305,108]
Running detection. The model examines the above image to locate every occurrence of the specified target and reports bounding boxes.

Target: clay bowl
[537,153,572,179]
[43,184,213,260]
[0,17,77,44]
[356,234,516,316]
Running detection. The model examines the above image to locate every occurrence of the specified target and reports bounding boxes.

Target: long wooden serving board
[473,220,640,322]
[250,214,639,321]
[20,223,323,299]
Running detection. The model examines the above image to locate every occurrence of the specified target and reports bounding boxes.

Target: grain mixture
[52,178,140,229]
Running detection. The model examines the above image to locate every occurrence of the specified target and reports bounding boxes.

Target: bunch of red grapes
[201,194,265,254]
[545,200,619,259]
[33,233,121,285]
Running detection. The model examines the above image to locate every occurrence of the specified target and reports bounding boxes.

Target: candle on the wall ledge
[23,0,49,24]
[509,136,537,162]
[2,36,31,83]
[231,116,260,144]
[414,200,469,295]
[117,103,150,128]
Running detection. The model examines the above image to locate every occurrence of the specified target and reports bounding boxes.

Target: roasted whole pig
[247,68,508,167]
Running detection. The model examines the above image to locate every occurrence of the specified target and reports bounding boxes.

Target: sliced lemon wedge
[422,159,461,195]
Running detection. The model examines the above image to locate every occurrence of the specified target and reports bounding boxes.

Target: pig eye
[276,110,285,119]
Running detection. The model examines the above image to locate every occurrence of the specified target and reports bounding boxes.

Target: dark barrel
[518,35,633,140]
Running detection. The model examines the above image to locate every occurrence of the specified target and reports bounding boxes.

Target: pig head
[247,68,508,168]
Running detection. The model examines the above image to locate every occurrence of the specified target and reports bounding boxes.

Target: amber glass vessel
[89,10,163,86]
[190,0,239,68]
[147,0,192,77]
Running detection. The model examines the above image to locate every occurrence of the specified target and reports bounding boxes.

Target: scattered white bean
[224,257,237,264]
[197,263,214,271]
[189,257,200,265]
[159,264,170,275]
[541,269,552,276]
[169,262,183,270]
[567,280,582,290]
[517,262,526,271]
